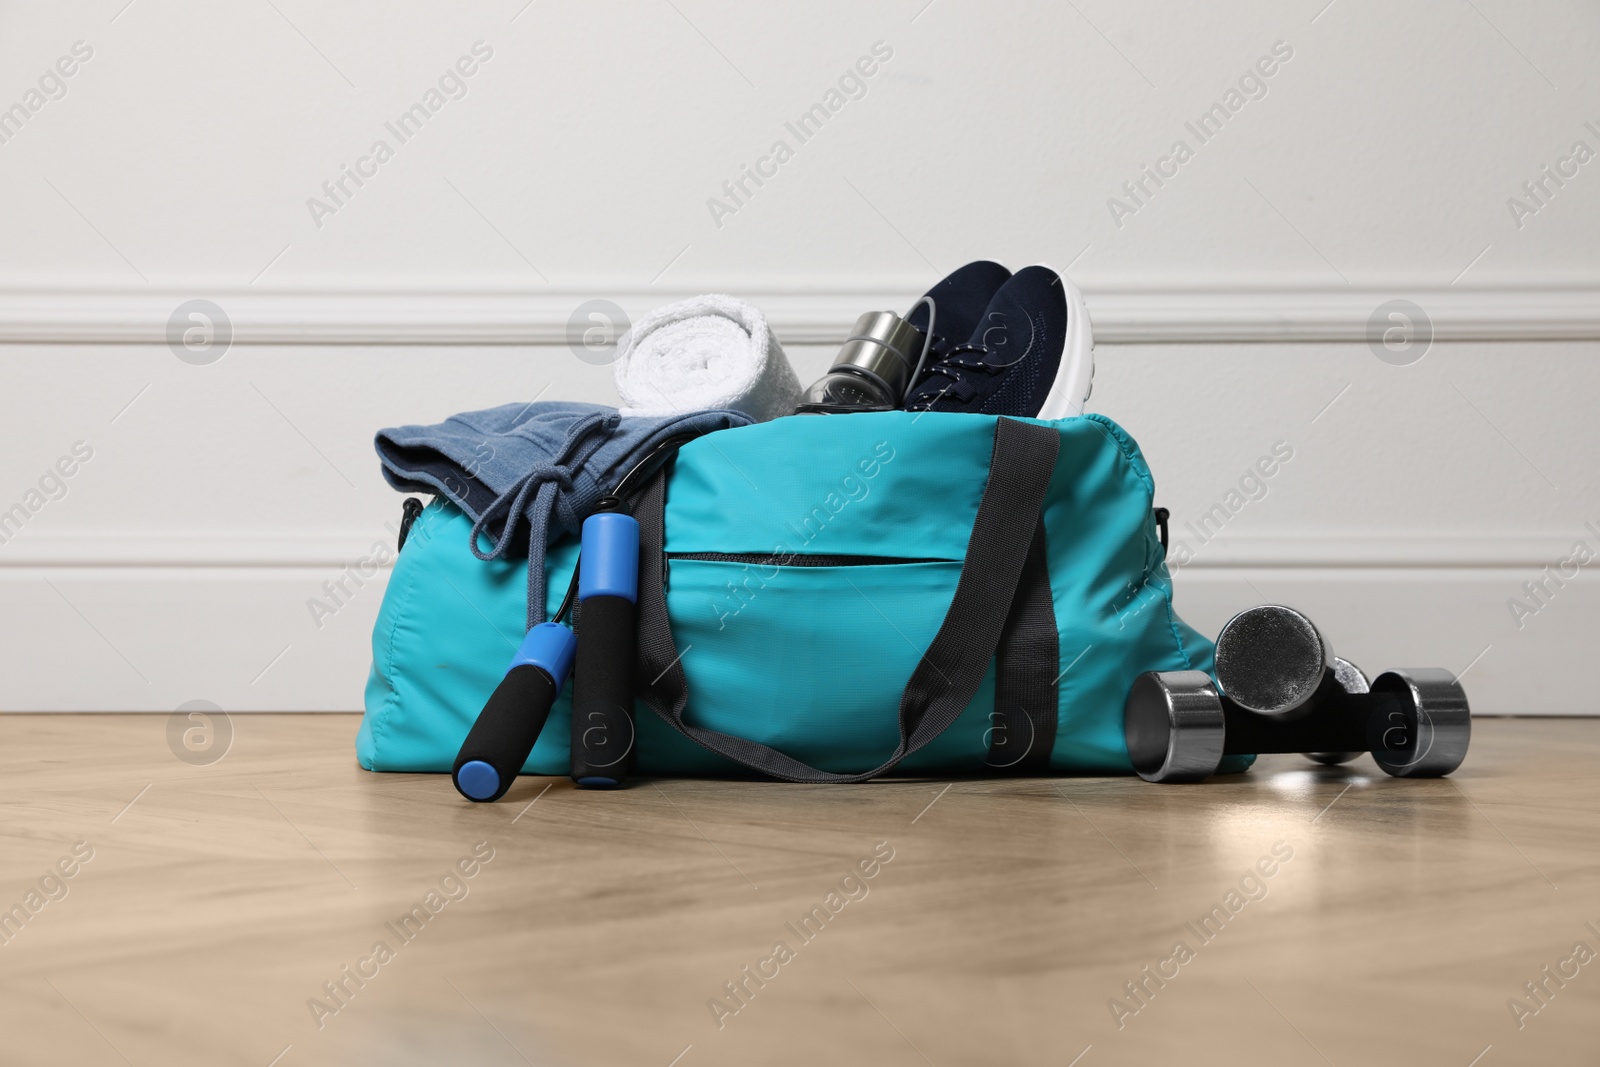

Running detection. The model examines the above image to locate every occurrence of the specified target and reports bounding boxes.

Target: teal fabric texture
[359,411,1248,778]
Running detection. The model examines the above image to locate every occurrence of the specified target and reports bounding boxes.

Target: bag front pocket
[661,554,967,774]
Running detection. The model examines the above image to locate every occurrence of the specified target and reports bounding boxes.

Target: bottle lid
[832,311,925,396]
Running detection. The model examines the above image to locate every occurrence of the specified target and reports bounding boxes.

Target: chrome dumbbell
[1123,605,1472,784]
[1216,604,1364,765]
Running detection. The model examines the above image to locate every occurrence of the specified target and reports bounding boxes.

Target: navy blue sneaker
[903,264,1094,419]
[904,260,1012,371]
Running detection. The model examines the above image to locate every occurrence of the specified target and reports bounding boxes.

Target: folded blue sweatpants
[375,401,751,628]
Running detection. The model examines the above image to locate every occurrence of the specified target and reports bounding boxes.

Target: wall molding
[1,284,1598,346]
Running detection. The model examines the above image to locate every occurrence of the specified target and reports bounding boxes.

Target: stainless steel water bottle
[796,310,927,414]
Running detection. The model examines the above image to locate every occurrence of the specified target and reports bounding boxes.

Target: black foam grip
[452,664,557,802]
[570,595,636,785]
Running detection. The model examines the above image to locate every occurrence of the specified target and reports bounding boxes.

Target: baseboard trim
[0,562,1589,713]
[0,531,1586,569]
[2,284,1598,346]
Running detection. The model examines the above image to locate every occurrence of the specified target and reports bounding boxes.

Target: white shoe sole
[1032,264,1094,419]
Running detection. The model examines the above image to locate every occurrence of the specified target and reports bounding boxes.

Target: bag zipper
[665,551,951,567]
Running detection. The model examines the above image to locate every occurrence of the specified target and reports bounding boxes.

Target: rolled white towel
[614,294,802,423]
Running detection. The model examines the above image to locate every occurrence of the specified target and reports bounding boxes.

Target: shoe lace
[904,342,1004,409]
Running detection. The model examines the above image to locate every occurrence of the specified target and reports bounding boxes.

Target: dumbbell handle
[1219,672,1413,756]
[453,622,576,802]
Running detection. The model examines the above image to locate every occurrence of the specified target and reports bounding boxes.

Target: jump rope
[452,299,940,801]
[451,434,693,801]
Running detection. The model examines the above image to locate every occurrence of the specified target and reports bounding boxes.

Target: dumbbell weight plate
[1214,605,1330,718]
[1124,671,1226,784]
[1369,668,1472,778]
[1305,657,1369,766]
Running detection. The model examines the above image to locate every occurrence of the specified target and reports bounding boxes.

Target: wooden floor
[2,715,1597,1066]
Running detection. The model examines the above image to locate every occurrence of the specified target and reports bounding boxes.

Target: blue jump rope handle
[452,623,576,802]
[570,512,640,789]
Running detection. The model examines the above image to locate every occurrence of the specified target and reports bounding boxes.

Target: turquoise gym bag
[358,412,1247,779]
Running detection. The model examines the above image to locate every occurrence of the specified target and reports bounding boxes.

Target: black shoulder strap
[989,519,1059,772]
[633,417,1061,783]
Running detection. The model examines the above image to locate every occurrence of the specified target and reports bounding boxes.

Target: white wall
[1,0,1597,714]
